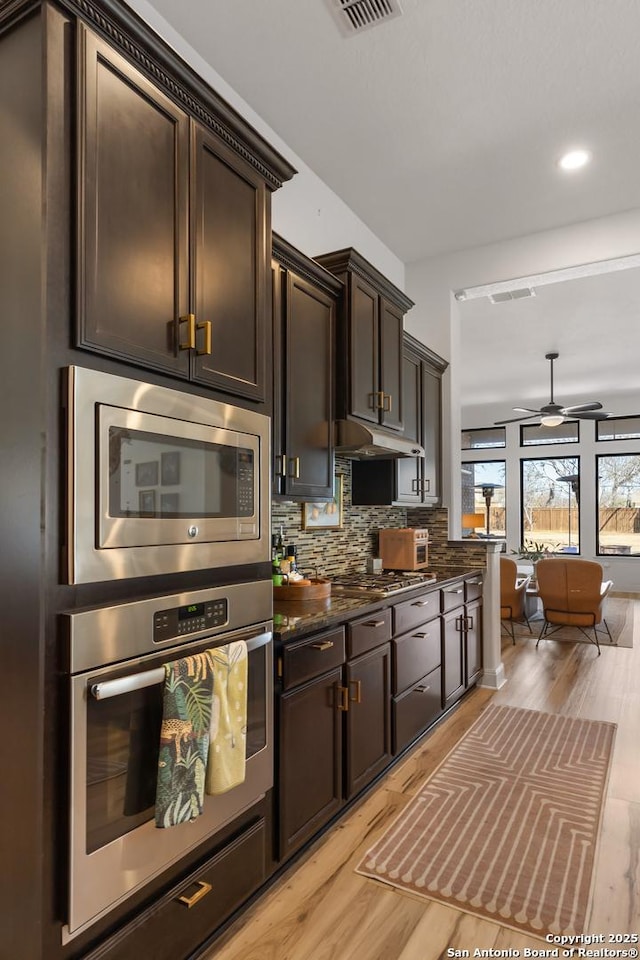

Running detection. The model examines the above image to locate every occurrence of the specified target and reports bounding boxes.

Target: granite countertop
[273,565,484,642]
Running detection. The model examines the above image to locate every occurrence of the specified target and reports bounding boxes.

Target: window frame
[520,454,581,554]
[519,420,580,447]
[595,451,640,557]
[461,458,507,538]
[596,415,640,442]
[461,426,506,450]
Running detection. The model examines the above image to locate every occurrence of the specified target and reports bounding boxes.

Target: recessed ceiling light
[558,149,591,171]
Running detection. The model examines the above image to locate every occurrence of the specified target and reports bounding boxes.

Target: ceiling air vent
[488,287,536,304]
[325,0,403,37]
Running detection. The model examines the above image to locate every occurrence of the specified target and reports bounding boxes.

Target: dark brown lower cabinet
[278,665,344,859]
[345,643,392,799]
[442,587,484,708]
[277,618,392,859]
[393,667,442,753]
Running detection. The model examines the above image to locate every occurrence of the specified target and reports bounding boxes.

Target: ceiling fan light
[540,414,565,427]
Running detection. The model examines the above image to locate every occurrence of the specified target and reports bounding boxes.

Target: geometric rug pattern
[356,705,616,939]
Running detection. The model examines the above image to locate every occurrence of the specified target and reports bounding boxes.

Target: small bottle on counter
[286,544,297,575]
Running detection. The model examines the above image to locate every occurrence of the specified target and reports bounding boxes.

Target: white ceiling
[139,0,640,408]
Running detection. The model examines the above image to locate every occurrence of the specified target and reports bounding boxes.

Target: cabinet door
[191,123,268,401]
[379,296,404,432]
[465,599,483,686]
[349,273,379,424]
[441,609,465,707]
[345,644,391,799]
[271,261,285,495]
[278,668,343,859]
[283,272,335,499]
[396,351,423,503]
[77,27,190,376]
[421,361,442,502]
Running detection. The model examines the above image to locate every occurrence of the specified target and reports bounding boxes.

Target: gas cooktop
[331,571,437,598]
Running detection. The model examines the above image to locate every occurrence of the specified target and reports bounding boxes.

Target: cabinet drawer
[282,627,345,690]
[465,576,484,602]
[392,622,441,695]
[392,667,442,755]
[441,581,465,612]
[98,818,266,960]
[347,608,392,658]
[393,591,439,636]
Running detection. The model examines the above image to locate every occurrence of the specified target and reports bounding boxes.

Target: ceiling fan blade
[513,407,542,414]
[494,414,539,425]
[562,402,603,413]
[573,410,610,420]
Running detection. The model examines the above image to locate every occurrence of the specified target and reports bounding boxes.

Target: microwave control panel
[153,599,228,644]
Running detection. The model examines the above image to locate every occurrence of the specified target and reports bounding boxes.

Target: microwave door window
[107,427,255,520]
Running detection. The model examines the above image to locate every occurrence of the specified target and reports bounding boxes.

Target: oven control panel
[153,598,228,643]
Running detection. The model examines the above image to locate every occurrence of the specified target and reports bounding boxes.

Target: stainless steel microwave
[65,366,270,584]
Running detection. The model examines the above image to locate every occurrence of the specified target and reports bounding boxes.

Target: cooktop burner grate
[331,571,437,597]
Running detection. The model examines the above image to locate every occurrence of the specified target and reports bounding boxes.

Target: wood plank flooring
[204,604,640,959]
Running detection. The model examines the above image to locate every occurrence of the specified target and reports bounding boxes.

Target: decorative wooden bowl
[273,578,331,601]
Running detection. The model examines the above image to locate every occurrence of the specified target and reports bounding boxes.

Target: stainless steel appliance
[65,366,270,583]
[63,580,272,942]
[331,571,436,598]
[378,527,430,571]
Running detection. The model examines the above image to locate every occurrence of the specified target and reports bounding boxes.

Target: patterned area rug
[356,705,616,939]
[514,596,634,648]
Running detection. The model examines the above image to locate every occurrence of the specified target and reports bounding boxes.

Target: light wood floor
[205,602,640,959]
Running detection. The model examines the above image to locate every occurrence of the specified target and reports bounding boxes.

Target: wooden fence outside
[485,506,640,532]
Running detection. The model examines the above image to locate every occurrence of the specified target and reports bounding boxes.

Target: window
[520,421,579,446]
[596,454,640,556]
[596,416,640,441]
[461,461,506,538]
[521,457,580,553]
[461,427,506,450]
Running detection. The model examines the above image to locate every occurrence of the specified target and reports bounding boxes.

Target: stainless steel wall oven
[63,579,273,942]
[65,366,271,583]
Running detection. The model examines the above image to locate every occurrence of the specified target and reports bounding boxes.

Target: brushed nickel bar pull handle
[336,684,349,711]
[275,453,287,477]
[368,392,378,410]
[382,393,392,412]
[413,632,429,639]
[455,615,464,632]
[178,313,196,351]
[178,880,212,908]
[415,684,431,694]
[466,616,474,630]
[363,619,385,627]
[411,600,430,607]
[195,319,212,356]
[349,679,362,704]
[411,479,420,492]
[311,641,334,651]
[467,579,482,586]
[422,478,430,492]
[91,667,165,700]
[446,588,463,595]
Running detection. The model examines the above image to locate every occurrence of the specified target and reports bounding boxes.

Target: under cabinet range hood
[334,419,424,459]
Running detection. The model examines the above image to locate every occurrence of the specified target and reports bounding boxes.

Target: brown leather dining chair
[500,556,532,643]
[535,557,614,656]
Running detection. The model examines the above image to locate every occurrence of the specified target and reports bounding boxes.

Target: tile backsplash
[271,458,487,576]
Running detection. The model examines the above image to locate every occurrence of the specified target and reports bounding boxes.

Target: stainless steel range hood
[334,419,424,459]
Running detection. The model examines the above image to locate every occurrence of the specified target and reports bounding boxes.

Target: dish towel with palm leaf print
[206,641,248,795]
[155,652,215,828]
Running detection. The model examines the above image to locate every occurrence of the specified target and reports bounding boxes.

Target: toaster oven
[378,528,429,571]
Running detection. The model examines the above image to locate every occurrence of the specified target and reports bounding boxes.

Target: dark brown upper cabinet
[272,235,342,500]
[314,249,413,434]
[351,333,448,506]
[77,26,283,402]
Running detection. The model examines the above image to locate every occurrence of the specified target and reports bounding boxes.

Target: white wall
[406,209,640,592]
[124,0,406,290]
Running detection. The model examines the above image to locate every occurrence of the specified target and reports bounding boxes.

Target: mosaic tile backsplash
[271,459,487,577]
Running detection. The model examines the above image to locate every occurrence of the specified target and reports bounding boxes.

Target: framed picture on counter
[301,474,344,530]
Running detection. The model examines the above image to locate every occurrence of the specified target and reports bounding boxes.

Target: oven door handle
[90,631,272,701]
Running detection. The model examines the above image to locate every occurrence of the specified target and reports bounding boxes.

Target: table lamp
[462,513,485,537]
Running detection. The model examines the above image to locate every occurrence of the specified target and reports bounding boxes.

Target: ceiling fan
[494,352,610,426]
